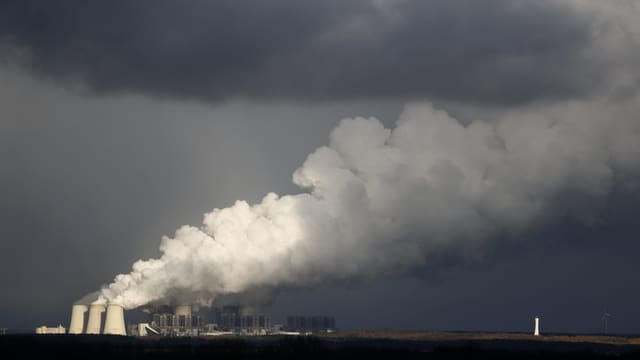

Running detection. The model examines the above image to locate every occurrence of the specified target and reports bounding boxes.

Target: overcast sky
[1,0,640,333]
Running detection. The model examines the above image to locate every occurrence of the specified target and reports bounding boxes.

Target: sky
[1,0,640,334]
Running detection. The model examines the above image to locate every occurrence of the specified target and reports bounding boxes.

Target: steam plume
[95,100,640,309]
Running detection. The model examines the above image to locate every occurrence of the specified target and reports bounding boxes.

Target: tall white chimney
[534,316,540,336]
[69,304,88,334]
[86,304,106,334]
[103,304,126,336]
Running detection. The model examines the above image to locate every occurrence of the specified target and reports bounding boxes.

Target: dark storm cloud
[0,0,625,104]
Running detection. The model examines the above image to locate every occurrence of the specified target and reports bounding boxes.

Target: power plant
[67,301,336,337]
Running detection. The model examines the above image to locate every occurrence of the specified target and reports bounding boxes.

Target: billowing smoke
[94,100,639,309]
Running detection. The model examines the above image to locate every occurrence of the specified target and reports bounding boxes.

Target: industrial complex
[55,302,335,337]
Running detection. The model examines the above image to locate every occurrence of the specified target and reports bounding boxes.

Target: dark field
[2,332,640,359]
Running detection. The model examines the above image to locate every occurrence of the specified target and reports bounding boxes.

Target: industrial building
[217,306,272,335]
[35,325,66,334]
[148,305,271,336]
[149,305,204,336]
[286,316,336,333]
[127,323,160,337]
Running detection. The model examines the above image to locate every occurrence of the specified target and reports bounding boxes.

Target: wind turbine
[601,307,613,335]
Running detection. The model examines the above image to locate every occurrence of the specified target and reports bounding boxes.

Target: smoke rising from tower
[91,100,639,310]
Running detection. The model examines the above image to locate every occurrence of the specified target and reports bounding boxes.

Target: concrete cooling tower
[103,304,126,335]
[69,304,88,334]
[86,304,106,334]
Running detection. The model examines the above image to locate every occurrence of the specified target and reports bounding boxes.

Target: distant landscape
[323,330,640,345]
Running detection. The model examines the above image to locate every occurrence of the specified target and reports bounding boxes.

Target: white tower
[69,304,88,334]
[534,316,540,336]
[86,304,106,334]
[103,304,127,335]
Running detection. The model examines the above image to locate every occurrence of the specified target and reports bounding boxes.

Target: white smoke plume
[94,99,640,309]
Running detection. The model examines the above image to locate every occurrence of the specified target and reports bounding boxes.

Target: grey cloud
[1,0,634,105]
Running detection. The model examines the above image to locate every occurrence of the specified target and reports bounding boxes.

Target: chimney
[534,316,540,336]
[69,304,88,334]
[103,304,126,335]
[86,304,106,334]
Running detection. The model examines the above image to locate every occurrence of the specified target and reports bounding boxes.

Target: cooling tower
[69,304,88,334]
[103,304,126,335]
[86,304,106,334]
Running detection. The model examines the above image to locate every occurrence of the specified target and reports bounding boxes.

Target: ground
[2,331,640,359]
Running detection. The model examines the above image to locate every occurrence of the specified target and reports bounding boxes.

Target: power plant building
[217,306,271,335]
[150,305,271,336]
[151,311,204,336]
[36,325,66,334]
[286,316,335,333]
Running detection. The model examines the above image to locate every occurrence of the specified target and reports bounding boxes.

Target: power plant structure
[69,304,88,334]
[216,306,272,335]
[68,303,126,336]
[35,325,66,334]
[149,304,205,336]
[69,301,335,337]
[104,304,127,335]
[136,323,160,336]
[148,305,271,336]
[86,304,106,334]
[286,316,336,333]
[533,316,540,336]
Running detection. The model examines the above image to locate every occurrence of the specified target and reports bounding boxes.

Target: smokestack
[534,316,540,336]
[86,304,106,334]
[69,304,88,334]
[103,304,126,335]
